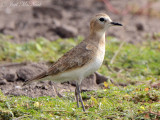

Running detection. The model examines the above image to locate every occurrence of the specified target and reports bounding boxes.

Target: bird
[23,13,122,112]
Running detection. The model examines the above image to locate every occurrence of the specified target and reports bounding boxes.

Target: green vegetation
[0,34,81,62]
[0,34,160,119]
[0,85,159,119]
[100,36,160,84]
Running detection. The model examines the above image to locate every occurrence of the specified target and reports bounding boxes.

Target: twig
[109,78,119,86]
[110,41,125,64]
[44,110,68,112]
[13,115,31,120]
[0,62,28,68]
[105,61,115,73]
[142,111,160,117]
[44,110,90,114]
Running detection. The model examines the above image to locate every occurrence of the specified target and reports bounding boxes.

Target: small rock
[151,81,160,89]
[95,72,108,84]
[15,86,22,89]
[36,84,48,90]
[54,24,78,38]
[16,67,34,81]
[0,78,7,85]
[4,73,17,82]
[136,23,144,31]
[48,81,52,85]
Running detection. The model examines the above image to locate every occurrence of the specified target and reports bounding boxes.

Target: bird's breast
[83,43,105,77]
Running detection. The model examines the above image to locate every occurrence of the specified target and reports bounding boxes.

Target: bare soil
[0,0,160,97]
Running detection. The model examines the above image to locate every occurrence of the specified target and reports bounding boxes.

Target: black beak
[111,22,122,26]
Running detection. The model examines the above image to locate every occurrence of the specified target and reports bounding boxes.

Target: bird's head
[90,13,122,35]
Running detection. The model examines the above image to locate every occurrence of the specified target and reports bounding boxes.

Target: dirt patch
[0,62,107,97]
[0,0,160,97]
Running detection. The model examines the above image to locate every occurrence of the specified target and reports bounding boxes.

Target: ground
[0,0,160,119]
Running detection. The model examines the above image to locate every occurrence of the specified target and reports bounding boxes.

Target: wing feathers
[23,40,95,86]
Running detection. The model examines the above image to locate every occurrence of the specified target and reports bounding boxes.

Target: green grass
[0,34,81,62]
[0,34,160,119]
[0,85,159,119]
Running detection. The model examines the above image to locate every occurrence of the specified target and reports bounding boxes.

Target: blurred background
[0,0,160,43]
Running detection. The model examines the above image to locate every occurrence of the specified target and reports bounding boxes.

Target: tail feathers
[22,71,48,86]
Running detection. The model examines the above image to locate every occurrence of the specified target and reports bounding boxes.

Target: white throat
[96,30,106,39]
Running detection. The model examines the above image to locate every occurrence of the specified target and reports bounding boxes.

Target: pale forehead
[96,13,109,17]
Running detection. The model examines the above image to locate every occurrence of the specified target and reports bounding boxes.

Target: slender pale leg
[76,83,85,112]
[75,87,79,108]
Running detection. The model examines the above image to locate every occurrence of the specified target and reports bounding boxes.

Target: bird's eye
[99,18,105,22]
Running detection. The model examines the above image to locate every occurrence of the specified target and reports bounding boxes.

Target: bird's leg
[76,83,85,112]
[50,81,63,97]
[75,86,79,108]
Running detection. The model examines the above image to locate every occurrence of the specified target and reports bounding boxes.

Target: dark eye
[99,18,105,22]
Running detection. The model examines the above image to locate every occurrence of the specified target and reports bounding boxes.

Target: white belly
[44,42,106,84]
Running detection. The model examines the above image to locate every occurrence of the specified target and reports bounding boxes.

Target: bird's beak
[110,22,122,26]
